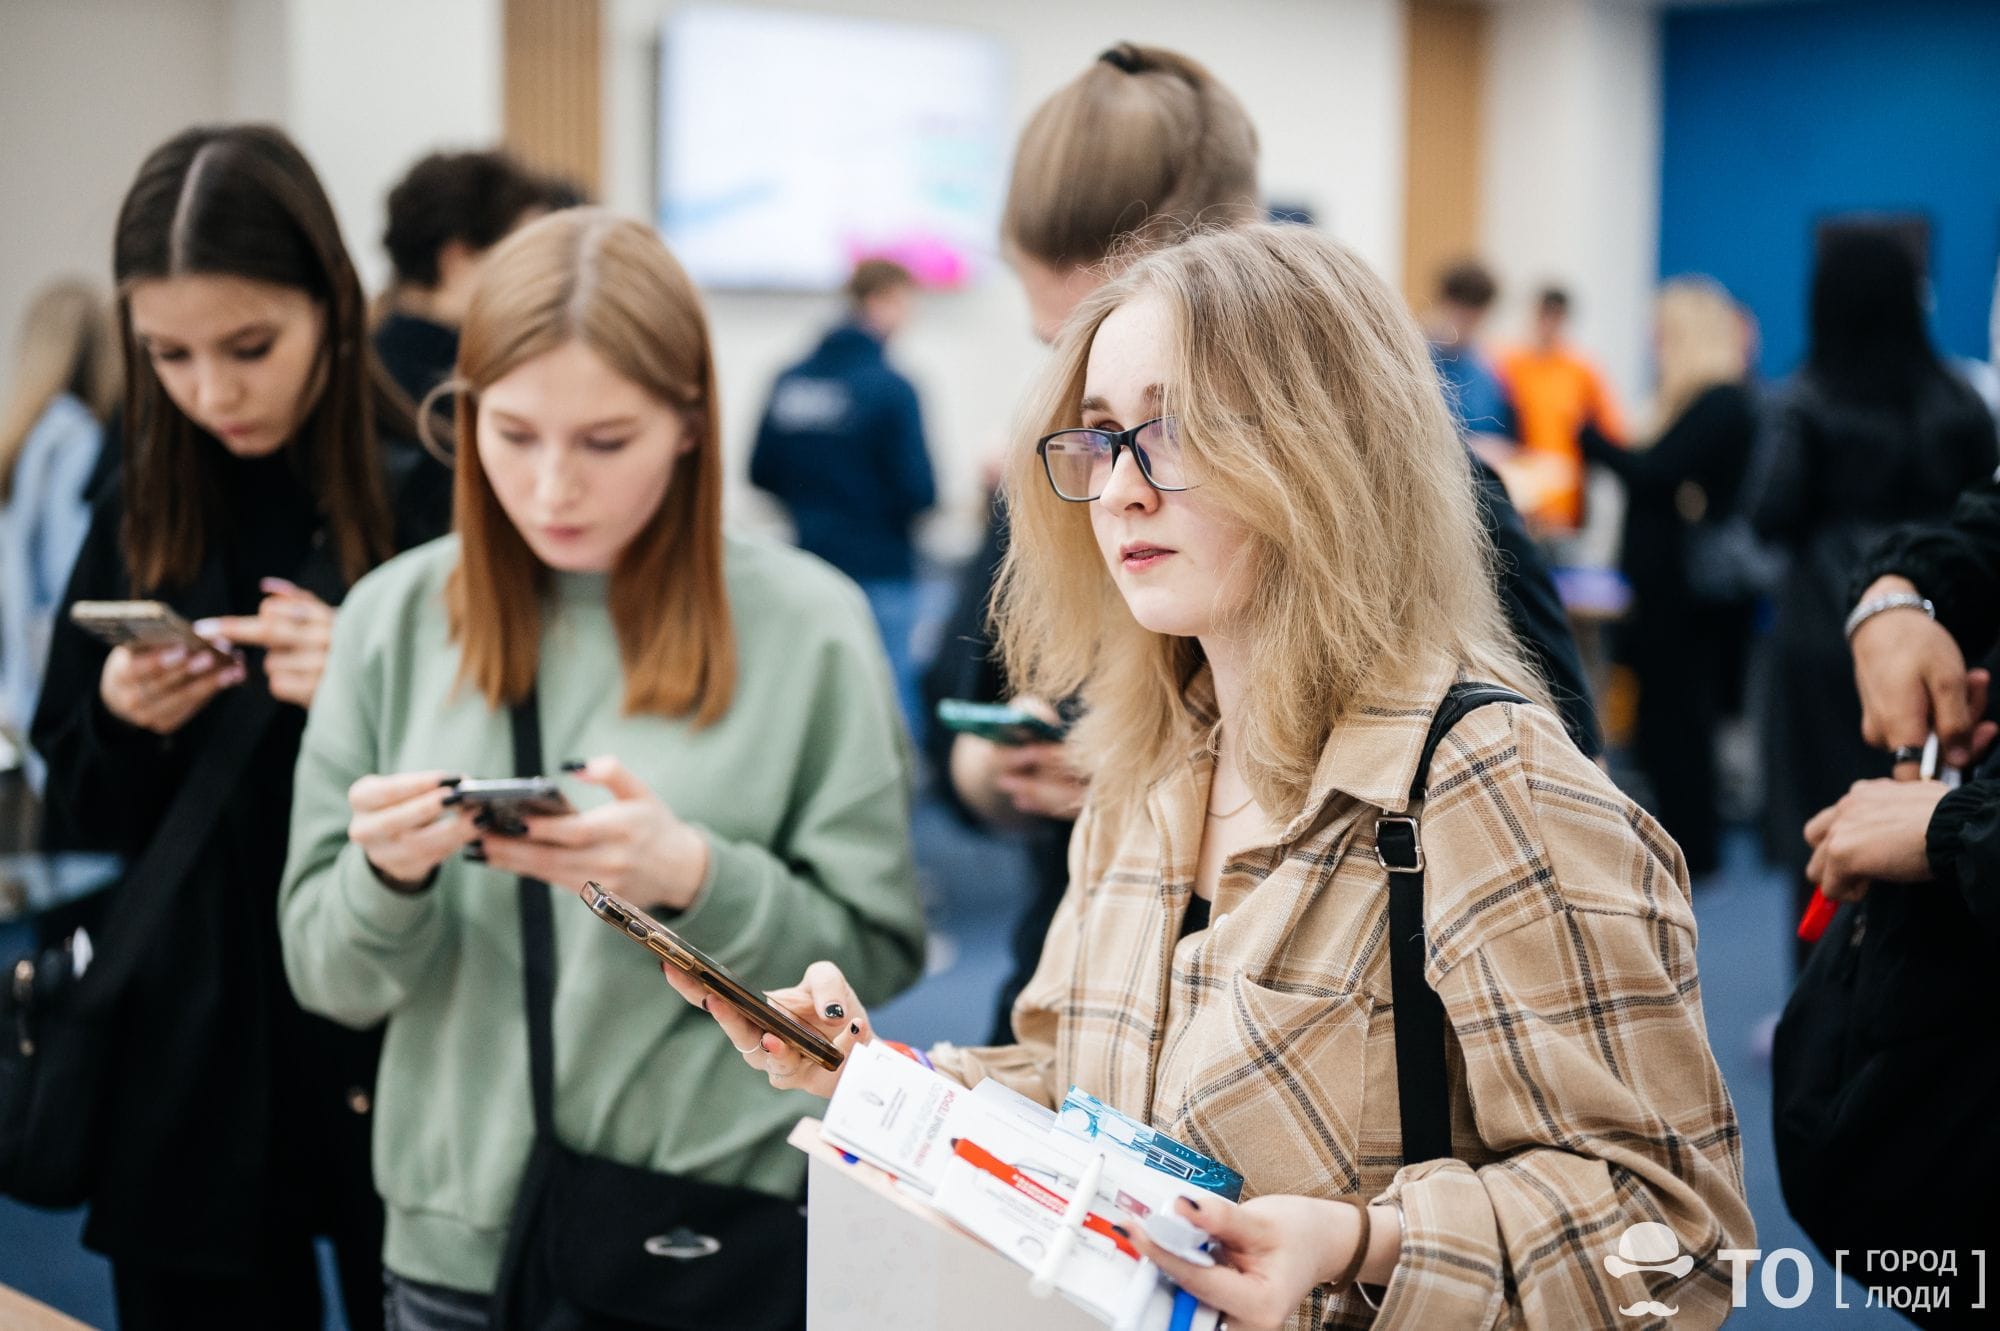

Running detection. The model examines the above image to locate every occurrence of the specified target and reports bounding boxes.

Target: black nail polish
[439,774,464,787]
[560,759,587,772]
[1110,1223,1131,1239]
[701,996,711,1013]
[441,792,464,807]
[824,1002,846,1020]
[849,1022,861,1035]
[463,841,486,863]
[473,811,494,830]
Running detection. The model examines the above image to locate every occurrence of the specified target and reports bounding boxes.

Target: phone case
[580,882,844,1071]
[935,699,1066,746]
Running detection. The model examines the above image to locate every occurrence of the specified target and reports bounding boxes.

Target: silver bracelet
[1844,591,1935,640]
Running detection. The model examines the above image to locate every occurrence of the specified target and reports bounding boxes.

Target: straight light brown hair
[1002,43,1259,271]
[0,280,120,503]
[113,125,408,592]
[997,225,1548,819]
[445,209,734,721]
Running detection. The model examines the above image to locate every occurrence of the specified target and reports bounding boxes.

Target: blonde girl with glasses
[674,225,1752,1330]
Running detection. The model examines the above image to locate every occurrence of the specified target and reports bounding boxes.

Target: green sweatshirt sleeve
[279,575,455,1029]
[670,609,925,1005]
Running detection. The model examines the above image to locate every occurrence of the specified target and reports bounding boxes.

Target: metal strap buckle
[1374,816,1423,873]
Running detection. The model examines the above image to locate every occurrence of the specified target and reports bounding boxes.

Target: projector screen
[658,6,1008,292]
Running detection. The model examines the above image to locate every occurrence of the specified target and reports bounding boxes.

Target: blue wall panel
[1660,0,2000,378]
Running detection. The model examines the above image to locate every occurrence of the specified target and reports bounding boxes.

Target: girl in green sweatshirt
[279,210,925,1325]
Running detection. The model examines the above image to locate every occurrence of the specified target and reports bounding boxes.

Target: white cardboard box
[790,1117,1105,1331]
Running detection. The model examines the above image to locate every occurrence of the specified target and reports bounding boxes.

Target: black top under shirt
[1180,894,1212,939]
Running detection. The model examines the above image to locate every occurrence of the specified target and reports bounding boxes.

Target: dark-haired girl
[32,124,446,1330]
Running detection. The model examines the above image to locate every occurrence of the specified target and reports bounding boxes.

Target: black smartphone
[579,882,845,1072]
[451,777,575,836]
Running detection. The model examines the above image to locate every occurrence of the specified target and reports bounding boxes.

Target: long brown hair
[997,226,1547,818]
[1002,43,1260,271]
[445,209,734,721]
[113,125,410,591]
[0,279,120,503]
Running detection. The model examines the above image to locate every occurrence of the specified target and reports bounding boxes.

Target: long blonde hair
[445,209,735,722]
[997,225,1547,819]
[1651,277,1749,435]
[0,279,120,503]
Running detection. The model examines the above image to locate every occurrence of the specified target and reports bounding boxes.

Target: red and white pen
[949,1137,1139,1261]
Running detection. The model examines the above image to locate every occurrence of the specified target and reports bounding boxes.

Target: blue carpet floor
[0,803,1919,1328]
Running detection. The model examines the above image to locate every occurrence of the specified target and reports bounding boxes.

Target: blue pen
[1168,1287,1199,1331]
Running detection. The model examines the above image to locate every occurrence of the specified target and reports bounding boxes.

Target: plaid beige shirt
[932,655,1753,1329]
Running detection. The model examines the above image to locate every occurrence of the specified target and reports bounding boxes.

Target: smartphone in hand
[579,882,844,1072]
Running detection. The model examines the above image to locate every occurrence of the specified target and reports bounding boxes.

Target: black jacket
[31,450,438,1273]
[1584,383,1758,600]
[1749,370,1997,872]
[1863,471,2000,938]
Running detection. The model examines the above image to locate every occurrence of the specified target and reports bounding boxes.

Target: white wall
[604,0,1407,548]
[1483,0,1660,409]
[282,0,505,294]
[0,0,234,404]
[1481,0,1662,560]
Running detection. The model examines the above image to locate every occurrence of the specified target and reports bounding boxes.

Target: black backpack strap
[1379,682,1528,1166]
[509,687,558,1138]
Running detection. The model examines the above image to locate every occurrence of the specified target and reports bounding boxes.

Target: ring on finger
[735,1043,762,1055]
[1889,744,1924,765]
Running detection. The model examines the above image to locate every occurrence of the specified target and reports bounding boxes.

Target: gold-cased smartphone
[579,881,845,1072]
[70,600,228,661]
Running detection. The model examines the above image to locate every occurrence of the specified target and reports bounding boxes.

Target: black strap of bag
[493,690,806,1331]
[1377,682,1527,1166]
[510,686,560,1137]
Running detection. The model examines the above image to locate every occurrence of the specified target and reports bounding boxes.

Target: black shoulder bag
[1377,682,1528,1164]
[1772,879,1998,1326]
[1,684,280,1206]
[491,688,807,1331]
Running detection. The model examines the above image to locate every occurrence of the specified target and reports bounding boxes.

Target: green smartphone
[934,699,1067,747]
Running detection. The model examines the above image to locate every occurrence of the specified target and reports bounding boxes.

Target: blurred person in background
[375,149,550,405]
[375,150,553,542]
[282,211,923,1329]
[925,42,1600,1046]
[32,125,443,1329]
[751,258,935,735]
[1747,229,1997,964]
[0,279,120,784]
[1499,285,1627,537]
[1582,277,1757,874]
[1424,259,1519,444]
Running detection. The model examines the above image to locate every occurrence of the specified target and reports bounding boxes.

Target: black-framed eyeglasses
[1035,416,1191,503]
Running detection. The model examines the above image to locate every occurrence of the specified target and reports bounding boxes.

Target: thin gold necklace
[1208,734,1255,819]
[1207,791,1256,820]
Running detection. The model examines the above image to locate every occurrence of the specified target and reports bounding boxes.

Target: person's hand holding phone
[476,756,709,911]
[948,695,1088,824]
[200,577,336,709]
[1851,574,1997,777]
[661,958,866,1098]
[348,770,479,889]
[98,636,245,735]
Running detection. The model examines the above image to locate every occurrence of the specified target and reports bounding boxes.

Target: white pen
[1030,1150,1106,1298]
